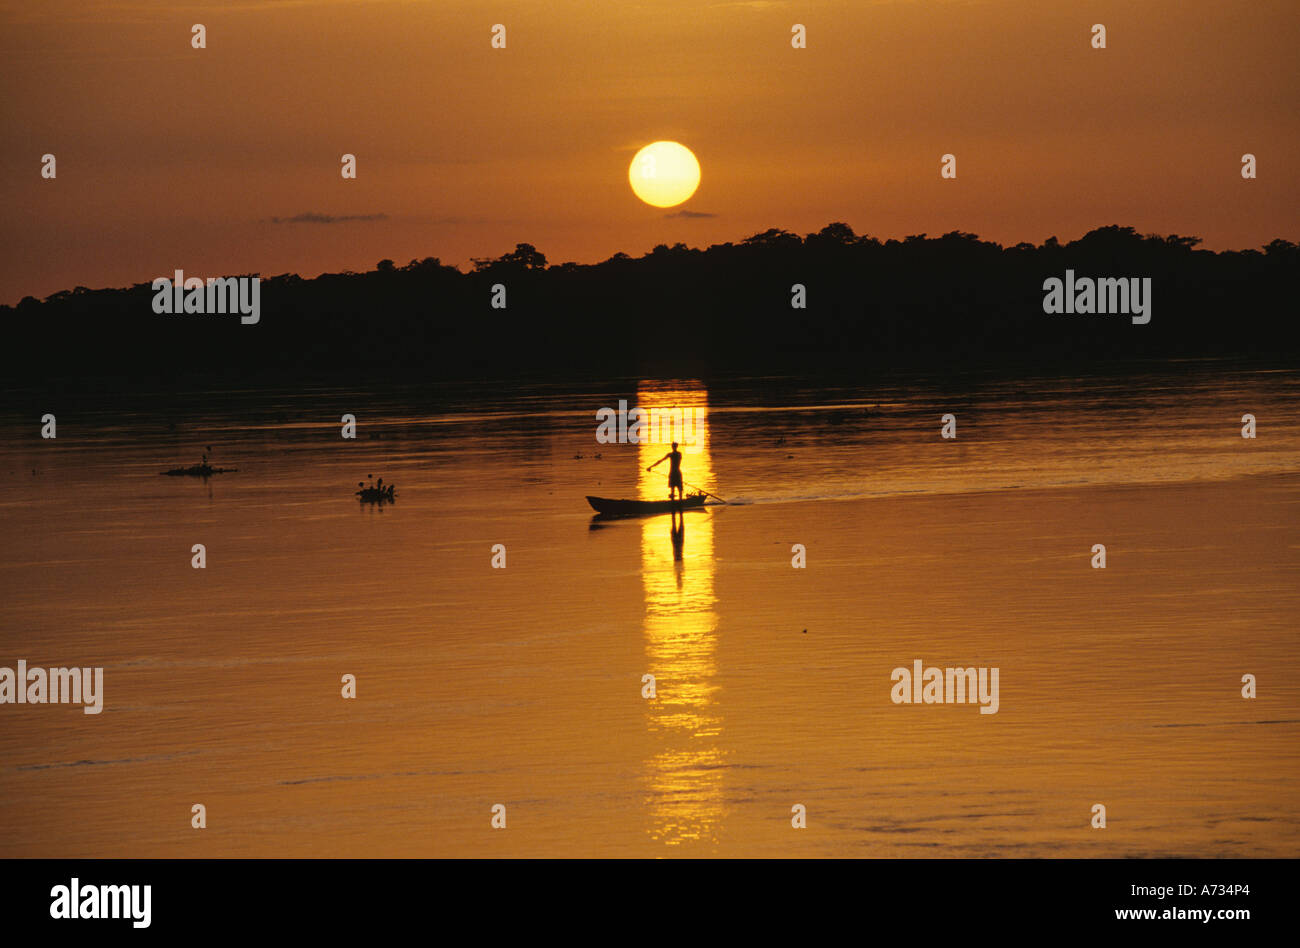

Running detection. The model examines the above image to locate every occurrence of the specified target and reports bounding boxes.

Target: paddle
[686,480,728,504]
[647,467,727,505]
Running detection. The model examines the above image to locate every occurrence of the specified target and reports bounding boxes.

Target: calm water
[1,363,1298,856]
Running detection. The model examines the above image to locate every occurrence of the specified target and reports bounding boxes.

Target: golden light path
[636,381,723,846]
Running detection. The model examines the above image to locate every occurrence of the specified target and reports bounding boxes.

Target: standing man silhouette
[647,441,684,501]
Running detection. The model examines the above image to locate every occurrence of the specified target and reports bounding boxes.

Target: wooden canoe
[586,492,708,516]
[161,464,237,477]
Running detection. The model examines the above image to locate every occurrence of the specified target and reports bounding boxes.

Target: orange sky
[1,0,1296,303]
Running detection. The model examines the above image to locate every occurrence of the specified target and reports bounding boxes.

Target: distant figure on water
[647,441,684,501]
[161,448,236,477]
[355,474,396,502]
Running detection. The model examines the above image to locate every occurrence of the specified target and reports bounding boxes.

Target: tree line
[4,223,1296,389]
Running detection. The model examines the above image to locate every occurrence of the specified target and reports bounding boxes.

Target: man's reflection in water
[671,508,687,588]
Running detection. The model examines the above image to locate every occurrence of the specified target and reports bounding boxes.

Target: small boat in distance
[161,451,236,477]
[586,491,710,517]
[355,476,395,503]
[162,462,238,477]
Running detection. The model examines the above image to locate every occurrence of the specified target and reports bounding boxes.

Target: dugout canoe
[161,464,237,477]
[585,492,709,516]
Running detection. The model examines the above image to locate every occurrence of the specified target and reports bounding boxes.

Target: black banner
[0,858,1285,935]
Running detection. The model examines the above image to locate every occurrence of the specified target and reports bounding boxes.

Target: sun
[629,141,701,208]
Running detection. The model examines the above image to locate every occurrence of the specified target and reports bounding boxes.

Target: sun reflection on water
[636,382,725,846]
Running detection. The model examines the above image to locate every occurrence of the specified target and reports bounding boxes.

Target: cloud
[268,212,389,224]
[664,209,717,219]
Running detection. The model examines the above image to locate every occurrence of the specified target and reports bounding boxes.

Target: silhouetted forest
[4,223,1297,390]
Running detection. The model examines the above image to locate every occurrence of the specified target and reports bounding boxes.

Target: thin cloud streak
[268,212,389,224]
